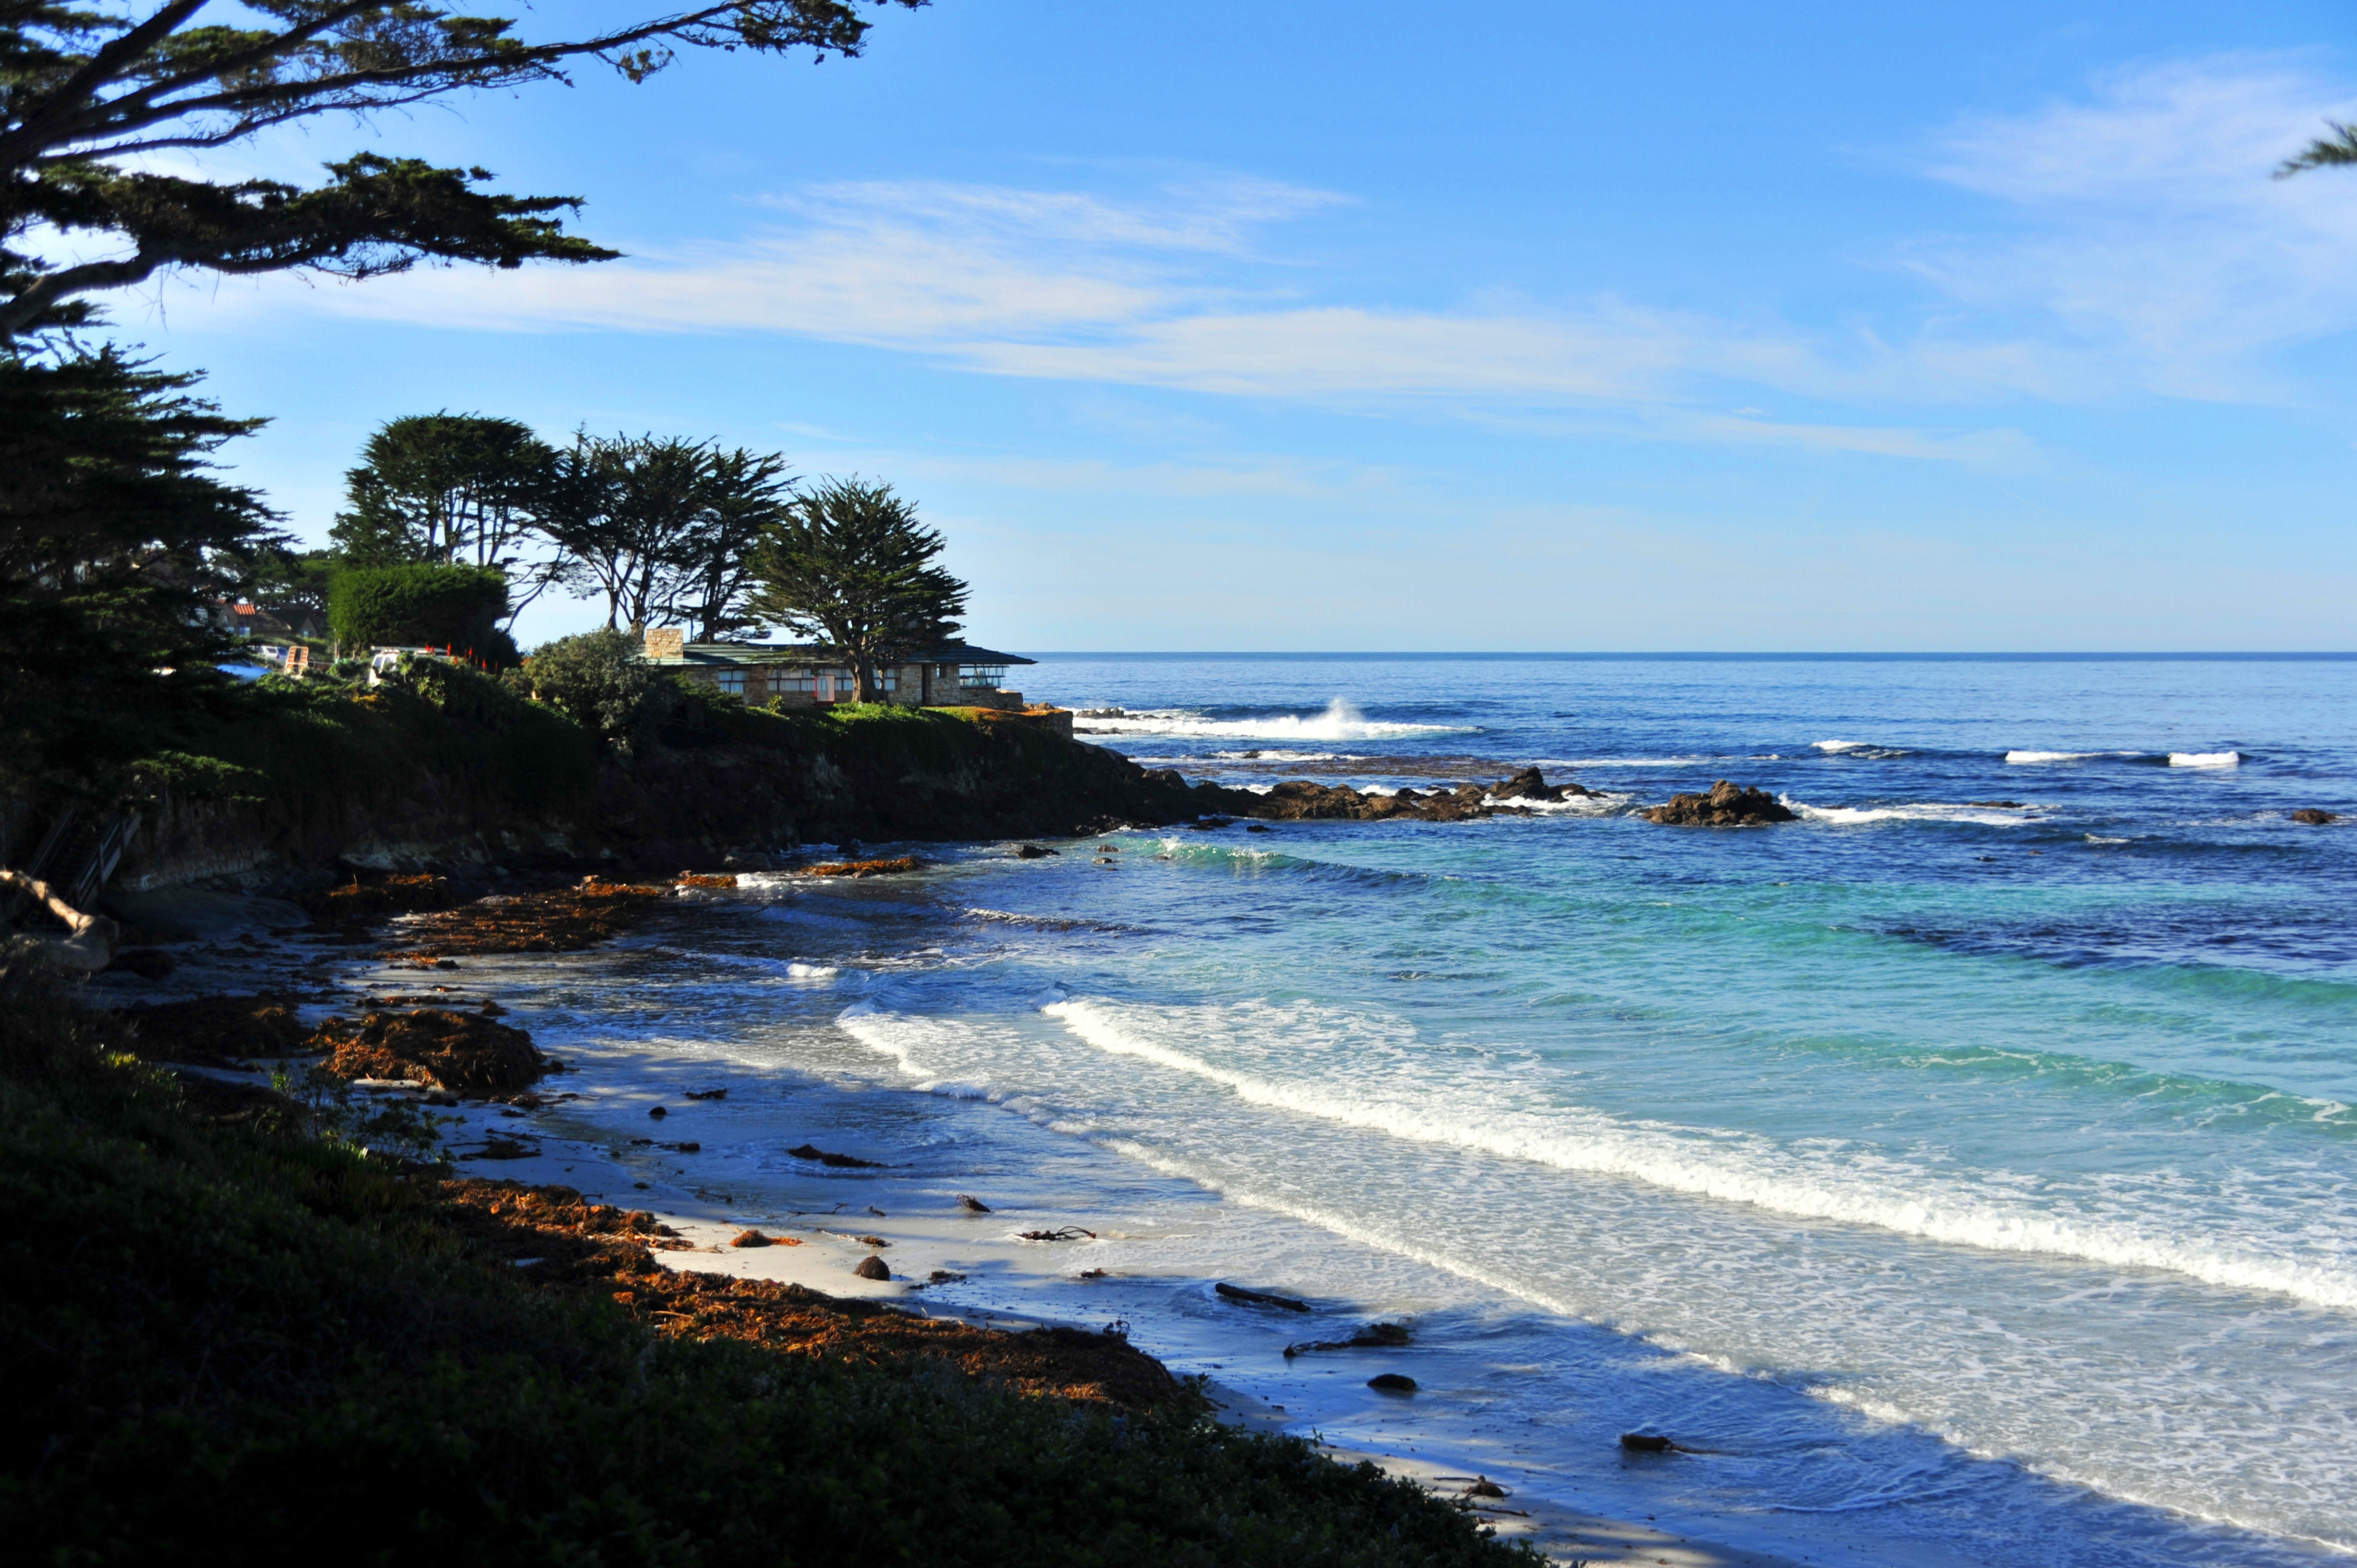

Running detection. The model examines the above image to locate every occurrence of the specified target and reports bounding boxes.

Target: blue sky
[109,1,2357,649]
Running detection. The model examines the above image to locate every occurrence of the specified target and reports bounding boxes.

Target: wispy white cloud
[1908,54,2357,399]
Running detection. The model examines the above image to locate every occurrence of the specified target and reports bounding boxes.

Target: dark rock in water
[1968,800,2026,809]
[1641,780,1797,827]
[648,1105,667,1119]
[108,947,174,980]
[1216,1281,1311,1312]
[1492,765,1592,802]
[1190,817,1233,831]
[852,1255,892,1281]
[1016,843,1059,858]
[1367,1373,1418,1392]
[668,1142,700,1153]
[1619,1432,1677,1453]
[788,1142,883,1168]
[1246,824,1273,833]
[2292,808,2339,825]
[956,1193,991,1213]
[684,1087,727,1100]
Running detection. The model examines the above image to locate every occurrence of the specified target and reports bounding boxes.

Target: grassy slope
[0,984,1535,1567]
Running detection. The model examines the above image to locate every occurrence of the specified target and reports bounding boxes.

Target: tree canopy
[332,412,553,571]
[0,342,282,787]
[747,476,966,703]
[1,1,926,340]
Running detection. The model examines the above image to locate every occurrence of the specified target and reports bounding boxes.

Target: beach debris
[684,1087,728,1100]
[852,1255,892,1281]
[866,1205,887,1216]
[854,1234,889,1247]
[1641,780,1797,827]
[956,1193,992,1213]
[648,1105,668,1120]
[667,1142,700,1153]
[731,1229,775,1248]
[1452,1477,1510,1499]
[787,1142,882,1168]
[467,1137,537,1160]
[0,868,121,973]
[802,855,922,878]
[2292,808,2339,824]
[1284,1321,1412,1357]
[1020,1226,1097,1242]
[1366,1373,1418,1393]
[375,879,670,961]
[1618,1432,1705,1454]
[315,1007,546,1094]
[676,871,738,889]
[1079,1268,1108,1279]
[1216,1282,1310,1313]
[479,999,508,1016]
[928,1270,967,1284]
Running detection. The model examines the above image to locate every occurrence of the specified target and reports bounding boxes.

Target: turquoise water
[599,656,2357,1564]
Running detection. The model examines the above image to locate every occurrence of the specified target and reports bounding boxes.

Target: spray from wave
[1074,697,1475,742]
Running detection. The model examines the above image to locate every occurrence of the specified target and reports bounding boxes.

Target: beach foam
[1785,799,2034,828]
[2169,751,2243,767]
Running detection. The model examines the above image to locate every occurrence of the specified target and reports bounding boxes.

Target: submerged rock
[2291,808,2339,825]
[1641,780,1797,827]
[1367,1373,1418,1392]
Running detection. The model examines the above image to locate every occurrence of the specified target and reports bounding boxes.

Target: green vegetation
[329,562,517,666]
[749,477,969,702]
[0,977,1534,1567]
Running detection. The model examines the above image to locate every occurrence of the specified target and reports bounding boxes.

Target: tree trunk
[0,869,121,973]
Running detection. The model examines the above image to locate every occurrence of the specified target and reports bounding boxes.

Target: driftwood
[786,1143,882,1168]
[0,868,121,972]
[1214,1282,1310,1312]
[1017,1226,1097,1242]
[1283,1321,1411,1357]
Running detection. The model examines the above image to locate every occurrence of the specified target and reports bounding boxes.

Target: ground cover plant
[0,971,1537,1567]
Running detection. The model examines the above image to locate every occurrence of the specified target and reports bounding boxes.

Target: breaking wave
[1036,998,2357,1312]
[1073,698,1475,742]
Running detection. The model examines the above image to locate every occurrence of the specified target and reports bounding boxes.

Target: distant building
[202,597,327,642]
[637,628,1051,715]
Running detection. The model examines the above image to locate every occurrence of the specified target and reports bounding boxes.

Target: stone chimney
[644,626,685,661]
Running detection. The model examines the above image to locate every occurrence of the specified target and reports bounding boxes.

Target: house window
[958,664,1007,687]
[716,670,747,695]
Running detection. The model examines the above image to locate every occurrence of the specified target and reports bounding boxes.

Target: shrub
[504,627,661,754]
[328,563,516,666]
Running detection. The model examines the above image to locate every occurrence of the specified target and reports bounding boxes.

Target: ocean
[513,654,2357,1566]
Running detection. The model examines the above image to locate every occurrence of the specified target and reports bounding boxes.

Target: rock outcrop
[2291,808,2339,826]
[1641,780,1797,827]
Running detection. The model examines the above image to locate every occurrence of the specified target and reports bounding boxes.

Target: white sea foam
[1532,756,1722,769]
[1812,740,1907,757]
[2006,749,2129,764]
[1075,698,1475,742]
[1786,800,2032,828]
[1034,998,2357,1312]
[2169,751,2243,768]
[784,962,839,980]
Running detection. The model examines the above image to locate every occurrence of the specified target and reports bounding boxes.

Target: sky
[97,1,2357,651]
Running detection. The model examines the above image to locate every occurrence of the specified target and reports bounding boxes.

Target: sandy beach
[96,889,1960,1568]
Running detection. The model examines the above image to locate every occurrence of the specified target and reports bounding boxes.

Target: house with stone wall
[639,628,1066,730]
